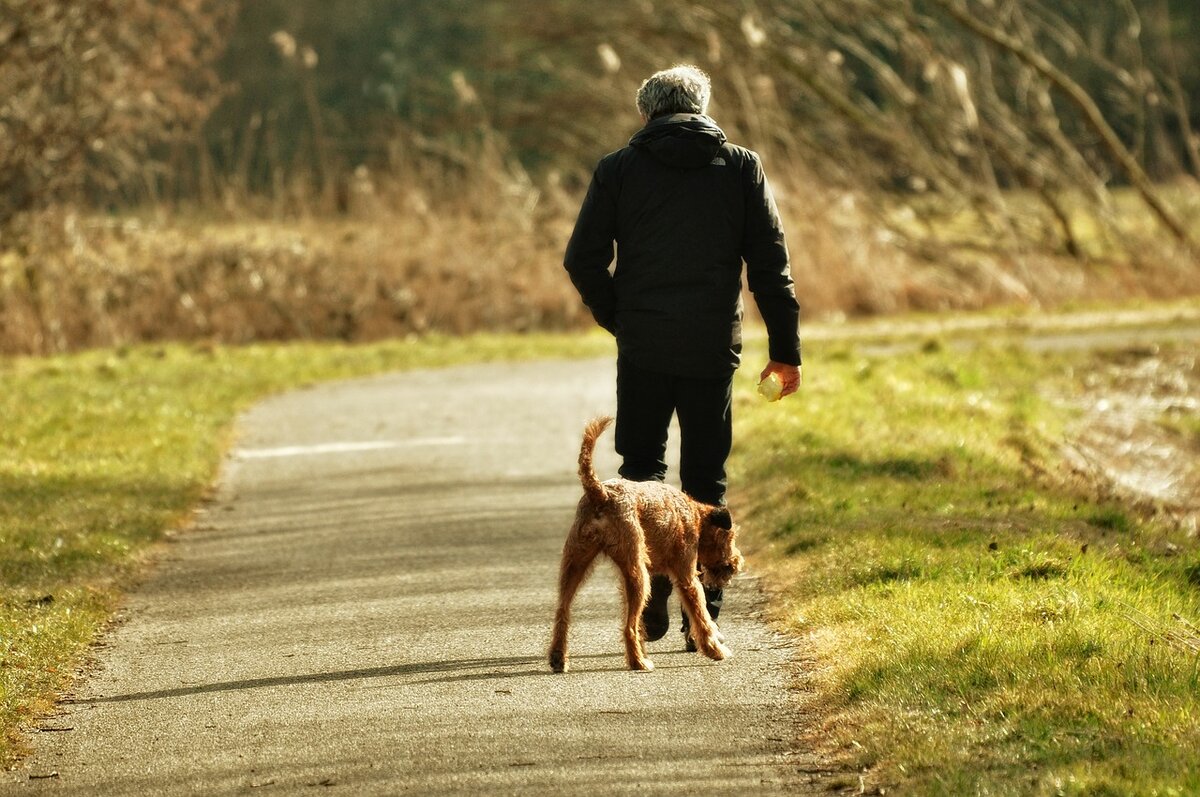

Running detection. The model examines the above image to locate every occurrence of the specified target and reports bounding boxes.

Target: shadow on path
[71,653,630,704]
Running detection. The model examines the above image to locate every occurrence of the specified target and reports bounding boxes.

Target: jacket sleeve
[563,163,618,334]
[742,152,802,366]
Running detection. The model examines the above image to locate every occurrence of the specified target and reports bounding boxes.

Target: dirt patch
[1059,345,1200,534]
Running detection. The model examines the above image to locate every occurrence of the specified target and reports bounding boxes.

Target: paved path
[5,359,819,795]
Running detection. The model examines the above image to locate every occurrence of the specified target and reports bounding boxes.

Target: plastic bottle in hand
[757,372,783,402]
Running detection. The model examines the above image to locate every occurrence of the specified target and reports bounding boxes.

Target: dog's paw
[549,650,568,673]
[630,657,655,672]
[688,624,725,653]
[703,640,732,662]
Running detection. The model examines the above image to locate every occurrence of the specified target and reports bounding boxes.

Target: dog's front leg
[675,572,732,662]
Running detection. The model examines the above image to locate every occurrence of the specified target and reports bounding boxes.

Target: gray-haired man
[564,65,801,647]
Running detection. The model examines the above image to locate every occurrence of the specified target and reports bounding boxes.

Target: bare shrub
[0,1,233,224]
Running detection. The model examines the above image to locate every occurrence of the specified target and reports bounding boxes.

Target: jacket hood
[629,114,727,169]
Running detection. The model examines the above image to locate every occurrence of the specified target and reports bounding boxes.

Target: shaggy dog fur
[548,416,744,673]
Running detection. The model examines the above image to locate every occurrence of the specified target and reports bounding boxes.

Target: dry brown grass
[2,170,1199,356]
[0,198,581,355]
[776,177,1200,318]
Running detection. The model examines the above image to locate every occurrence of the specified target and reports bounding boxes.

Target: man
[564,64,801,648]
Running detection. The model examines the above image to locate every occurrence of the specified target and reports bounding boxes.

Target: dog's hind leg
[611,544,654,672]
[674,571,732,662]
[548,534,599,674]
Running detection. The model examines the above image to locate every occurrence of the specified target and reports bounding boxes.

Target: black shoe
[641,575,673,641]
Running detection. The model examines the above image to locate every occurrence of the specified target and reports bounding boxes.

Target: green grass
[0,332,613,766]
[731,337,1200,795]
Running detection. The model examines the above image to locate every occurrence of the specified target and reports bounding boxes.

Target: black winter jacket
[564,113,801,377]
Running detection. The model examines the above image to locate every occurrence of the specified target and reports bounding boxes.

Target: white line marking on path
[233,438,466,460]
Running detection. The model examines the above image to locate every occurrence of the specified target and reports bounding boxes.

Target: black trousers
[614,356,733,507]
[615,356,733,633]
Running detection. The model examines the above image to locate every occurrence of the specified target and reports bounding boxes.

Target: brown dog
[548,416,744,673]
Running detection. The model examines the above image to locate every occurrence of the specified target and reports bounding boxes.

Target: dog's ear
[708,506,733,530]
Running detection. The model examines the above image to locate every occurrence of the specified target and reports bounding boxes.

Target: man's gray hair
[636,65,711,119]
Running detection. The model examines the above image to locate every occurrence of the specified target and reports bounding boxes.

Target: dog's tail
[579,415,613,506]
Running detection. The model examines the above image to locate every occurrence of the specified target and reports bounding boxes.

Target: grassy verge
[0,332,613,766]
[731,335,1200,795]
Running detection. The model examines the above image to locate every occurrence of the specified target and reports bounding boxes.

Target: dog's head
[698,506,744,589]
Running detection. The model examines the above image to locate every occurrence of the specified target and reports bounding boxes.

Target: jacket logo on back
[710,157,726,166]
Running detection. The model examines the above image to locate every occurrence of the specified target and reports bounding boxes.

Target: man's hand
[759,361,802,398]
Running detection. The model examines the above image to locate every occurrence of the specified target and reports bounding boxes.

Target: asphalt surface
[5,358,820,795]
